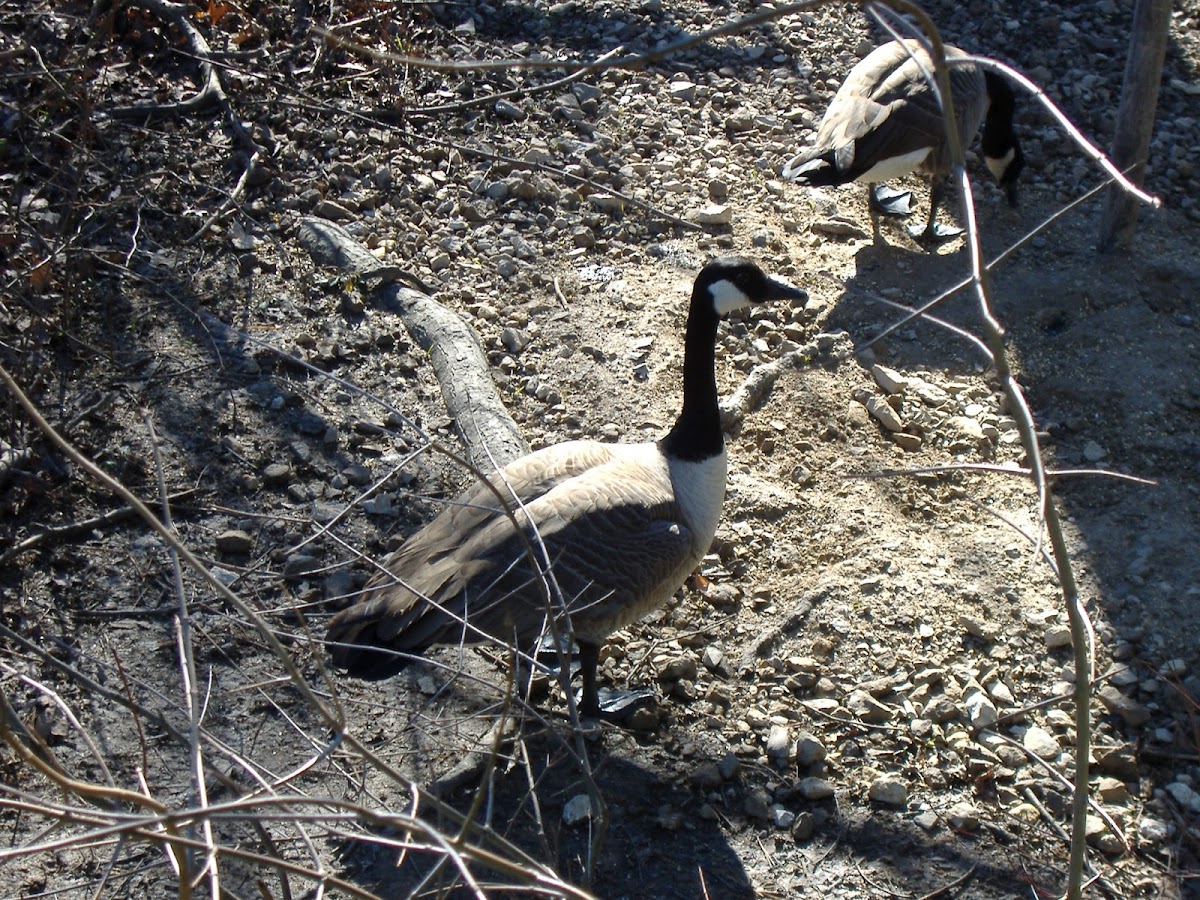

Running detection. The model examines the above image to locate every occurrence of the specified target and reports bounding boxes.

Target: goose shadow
[332,716,760,899]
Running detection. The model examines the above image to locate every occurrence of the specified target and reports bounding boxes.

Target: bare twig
[856,127,1145,351]
[916,864,976,900]
[983,729,1129,854]
[102,0,266,243]
[0,489,201,564]
[144,412,218,897]
[719,332,853,428]
[853,5,1160,896]
[851,462,1156,487]
[402,46,626,116]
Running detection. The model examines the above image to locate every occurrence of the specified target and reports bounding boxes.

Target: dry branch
[102,0,266,243]
[1099,0,1173,249]
[104,0,228,118]
[297,216,529,469]
[719,332,853,429]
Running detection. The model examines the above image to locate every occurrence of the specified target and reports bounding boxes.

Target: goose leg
[576,641,656,721]
[910,176,964,242]
[869,183,914,216]
[578,641,603,717]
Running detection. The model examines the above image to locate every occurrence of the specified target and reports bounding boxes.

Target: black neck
[981,71,1016,156]
[658,292,724,462]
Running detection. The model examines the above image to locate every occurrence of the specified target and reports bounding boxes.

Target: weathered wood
[1098,0,1171,250]
[297,217,412,288]
[384,282,529,467]
[719,332,852,429]
[298,217,528,469]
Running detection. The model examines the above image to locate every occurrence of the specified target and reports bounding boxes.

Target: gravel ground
[2,1,1199,898]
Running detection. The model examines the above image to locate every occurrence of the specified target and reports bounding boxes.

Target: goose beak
[765,276,808,305]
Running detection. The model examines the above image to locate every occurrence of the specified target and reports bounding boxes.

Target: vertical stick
[1097,0,1171,250]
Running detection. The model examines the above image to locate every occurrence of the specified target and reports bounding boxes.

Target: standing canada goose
[782,39,1023,242]
[327,257,805,718]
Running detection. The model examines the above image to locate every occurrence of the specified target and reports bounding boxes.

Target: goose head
[981,71,1023,207]
[663,257,806,462]
[693,256,807,319]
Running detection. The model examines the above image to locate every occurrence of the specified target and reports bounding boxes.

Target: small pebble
[215,529,254,554]
[868,776,908,807]
[562,794,594,826]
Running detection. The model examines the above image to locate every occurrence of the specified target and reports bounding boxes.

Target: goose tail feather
[781,152,843,186]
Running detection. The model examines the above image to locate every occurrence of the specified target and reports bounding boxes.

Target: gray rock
[744,788,772,820]
[589,193,626,213]
[717,751,740,781]
[500,327,530,354]
[1021,725,1061,759]
[263,463,292,486]
[962,686,998,729]
[341,464,373,486]
[846,689,892,723]
[668,80,696,102]
[796,776,834,801]
[562,794,594,826]
[1097,685,1151,727]
[215,530,254,554]
[1085,815,1125,854]
[494,99,525,120]
[312,199,354,221]
[959,615,999,641]
[690,203,733,226]
[871,364,908,395]
[863,394,905,433]
[923,696,959,723]
[985,679,1015,707]
[659,656,698,682]
[209,566,238,587]
[1044,624,1073,649]
[947,802,980,832]
[811,218,868,240]
[296,413,326,436]
[283,554,319,578]
[700,646,725,673]
[1096,777,1131,804]
[868,776,908,807]
[1138,816,1170,844]
[794,732,827,768]
[766,724,791,765]
[914,810,939,832]
[790,810,817,842]
[1165,781,1200,813]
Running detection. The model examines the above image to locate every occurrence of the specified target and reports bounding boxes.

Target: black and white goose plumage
[782,39,1023,241]
[326,257,806,717]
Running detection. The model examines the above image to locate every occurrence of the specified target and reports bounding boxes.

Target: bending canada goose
[782,39,1023,241]
[327,257,805,717]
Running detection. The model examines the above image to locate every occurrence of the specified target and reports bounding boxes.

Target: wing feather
[804,41,986,181]
[326,441,706,672]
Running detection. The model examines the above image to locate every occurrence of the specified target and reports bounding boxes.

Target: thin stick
[143,412,217,897]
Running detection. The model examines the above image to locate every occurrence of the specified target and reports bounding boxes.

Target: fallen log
[298,216,528,469]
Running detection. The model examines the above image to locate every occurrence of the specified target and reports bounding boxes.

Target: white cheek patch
[709,279,751,315]
[985,147,1016,181]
